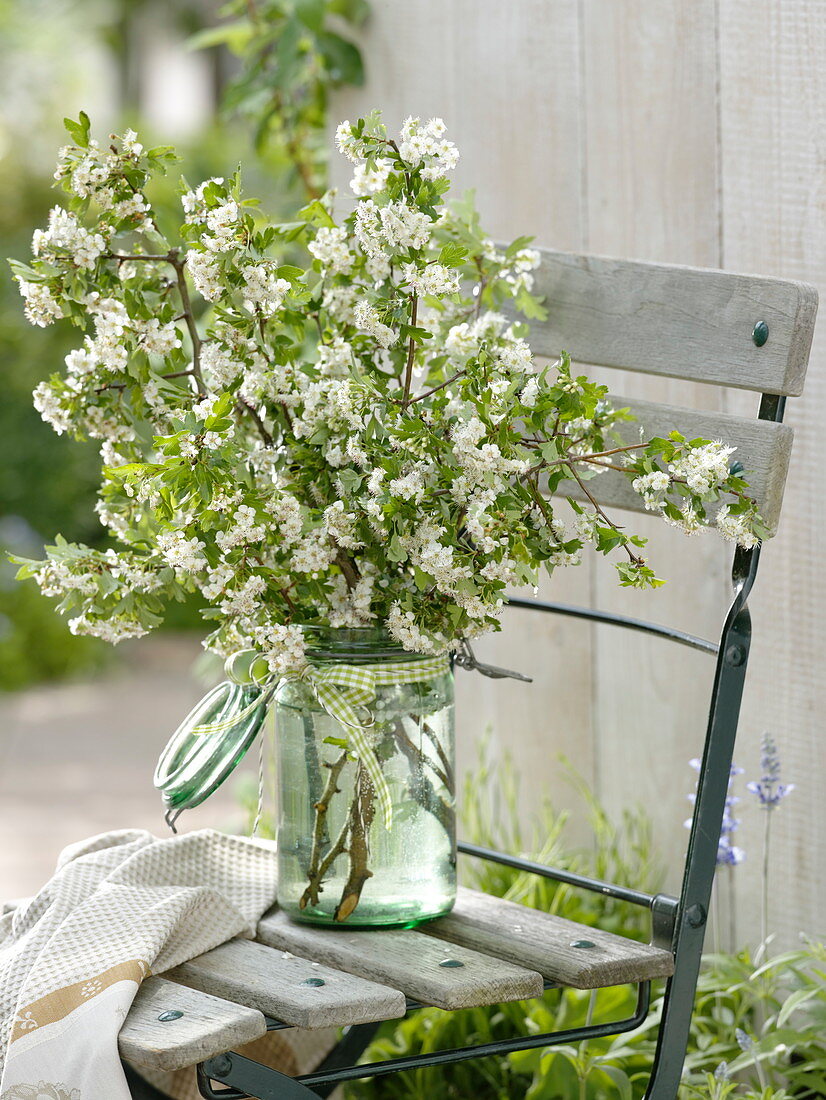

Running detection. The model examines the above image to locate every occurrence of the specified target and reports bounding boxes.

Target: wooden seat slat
[118,975,266,1072]
[423,887,674,989]
[509,248,817,396]
[165,935,407,1030]
[256,908,545,1011]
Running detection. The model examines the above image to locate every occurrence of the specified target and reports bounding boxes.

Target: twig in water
[300,751,349,910]
[334,763,376,922]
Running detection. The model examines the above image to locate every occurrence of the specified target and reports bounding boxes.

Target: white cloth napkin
[0,829,278,1099]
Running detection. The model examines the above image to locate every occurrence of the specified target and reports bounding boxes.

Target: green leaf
[778,987,820,1026]
[594,1064,633,1100]
[317,31,364,86]
[186,19,254,53]
[295,0,326,32]
[329,0,370,23]
[63,111,90,148]
[438,242,469,267]
[276,264,306,281]
[298,199,336,229]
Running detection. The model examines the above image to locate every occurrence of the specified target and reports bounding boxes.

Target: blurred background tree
[0,0,367,688]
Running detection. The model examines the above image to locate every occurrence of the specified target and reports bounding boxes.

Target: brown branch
[334,763,377,922]
[400,293,418,409]
[108,252,172,262]
[167,249,206,395]
[300,751,349,910]
[238,398,274,447]
[423,721,455,792]
[390,720,454,837]
[394,368,466,407]
[336,552,359,591]
[393,722,450,790]
[95,368,196,394]
[563,462,644,565]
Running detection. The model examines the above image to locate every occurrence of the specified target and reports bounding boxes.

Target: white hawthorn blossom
[13,112,764,667]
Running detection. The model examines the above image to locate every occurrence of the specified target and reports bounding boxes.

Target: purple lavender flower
[685,759,745,866]
[746,732,795,810]
[735,1028,754,1052]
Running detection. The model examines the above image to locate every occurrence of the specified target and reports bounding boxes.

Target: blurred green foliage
[192,0,368,197]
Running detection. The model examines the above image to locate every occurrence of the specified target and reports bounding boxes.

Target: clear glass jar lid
[153,680,269,814]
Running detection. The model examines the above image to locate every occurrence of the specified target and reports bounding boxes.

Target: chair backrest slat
[514,249,817,396]
[552,396,793,531]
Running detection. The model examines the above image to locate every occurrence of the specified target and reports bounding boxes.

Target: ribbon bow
[283,657,450,829]
[198,653,451,830]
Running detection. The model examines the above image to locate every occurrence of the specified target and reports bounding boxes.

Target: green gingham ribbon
[195,654,451,830]
[284,657,450,830]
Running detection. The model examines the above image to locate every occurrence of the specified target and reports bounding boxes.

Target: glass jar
[274,628,456,926]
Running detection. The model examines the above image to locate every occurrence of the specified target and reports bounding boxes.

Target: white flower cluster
[182,178,241,253]
[388,466,426,502]
[520,376,539,407]
[34,560,97,598]
[294,377,362,439]
[57,131,150,223]
[202,341,241,389]
[86,295,132,372]
[335,121,364,162]
[205,200,240,250]
[502,248,541,294]
[398,116,460,180]
[137,318,181,356]
[32,206,107,270]
[68,613,150,643]
[62,145,110,197]
[308,227,353,275]
[325,566,377,628]
[322,283,358,324]
[186,250,224,302]
[444,312,506,359]
[265,491,304,545]
[353,301,397,348]
[192,395,237,451]
[402,262,460,298]
[215,505,267,552]
[350,159,393,196]
[323,501,364,550]
[290,536,337,576]
[32,380,73,434]
[404,522,471,599]
[82,404,136,444]
[18,280,65,327]
[387,604,448,655]
[220,573,267,617]
[452,415,528,481]
[631,470,671,511]
[250,621,306,677]
[670,441,736,495]
[316,337,353,378]
[716,505,760,549]
[355,199,432,257]
[664,501,704,536]
[242,264,290,317]
[157,531,207,574]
